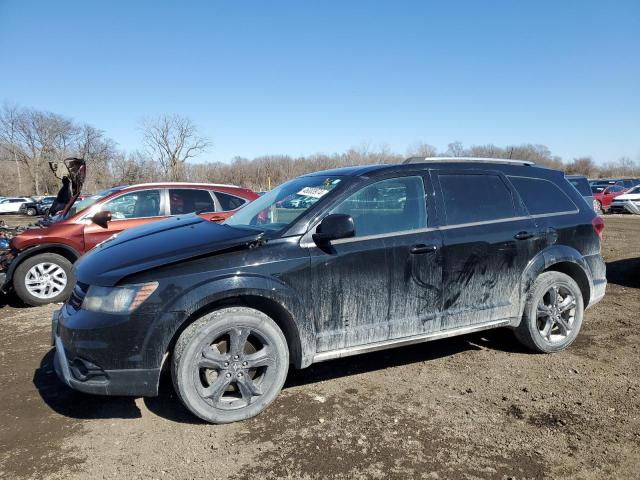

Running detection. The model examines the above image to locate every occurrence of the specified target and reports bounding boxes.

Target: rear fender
[516,245,592,326]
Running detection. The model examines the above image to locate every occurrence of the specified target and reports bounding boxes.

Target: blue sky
[1,0,639,164]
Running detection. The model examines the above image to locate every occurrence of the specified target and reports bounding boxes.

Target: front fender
[516,245,592,325]
[143,273,313,369]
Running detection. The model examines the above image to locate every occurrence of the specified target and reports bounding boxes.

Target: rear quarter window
[215,191,248,211]
[438,173,516,225]
[509,176,577,215]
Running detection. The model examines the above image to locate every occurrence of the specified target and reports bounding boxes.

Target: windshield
[591,185,607,193]
[225,175,343,231]
[625,185,640,195]
[66,187,125,217]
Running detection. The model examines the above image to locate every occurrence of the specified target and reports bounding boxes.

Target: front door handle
[410,244,438,254]
[514,231,536,240]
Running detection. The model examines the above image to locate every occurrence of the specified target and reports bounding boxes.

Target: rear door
[435,170,541,327]
[83,188,165,250]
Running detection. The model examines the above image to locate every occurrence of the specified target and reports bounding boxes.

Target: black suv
[52,158,607,423]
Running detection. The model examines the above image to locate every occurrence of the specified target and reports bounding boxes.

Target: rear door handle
[410,244,438,254]
[514,231,536,240]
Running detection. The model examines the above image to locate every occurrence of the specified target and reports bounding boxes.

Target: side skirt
[312,319,512,363]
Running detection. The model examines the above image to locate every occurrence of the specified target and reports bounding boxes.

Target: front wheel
[26,207,37,216]
[13,253,75,306]
[172,307,289,424]
[514,271,584,353]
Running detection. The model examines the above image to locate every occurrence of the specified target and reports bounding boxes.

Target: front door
[83,188,165,250]
[435,170,540,327]
[306,175,443,353]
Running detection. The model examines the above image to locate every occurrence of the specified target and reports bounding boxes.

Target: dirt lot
[0,214,638,480]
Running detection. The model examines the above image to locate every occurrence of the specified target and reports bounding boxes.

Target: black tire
[13,253,75,306]
[26,207,37,216]
[172,307,289,424]
[514,271,584,353]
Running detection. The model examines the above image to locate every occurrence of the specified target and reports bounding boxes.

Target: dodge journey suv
[52,158,606,423]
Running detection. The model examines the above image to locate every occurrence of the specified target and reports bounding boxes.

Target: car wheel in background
[26,207,37,216]
[172,307,289,424]
[514,271,584,353]
[13,253,75,306]
[595,201,603,215]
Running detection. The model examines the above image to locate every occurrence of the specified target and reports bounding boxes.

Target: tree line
[1,103,638,196]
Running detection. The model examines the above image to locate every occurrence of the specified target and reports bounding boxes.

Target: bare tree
[141,114,210,181]
[0,103,24,194]
[406,141,438,158]
[0,106,78,194]
[446,141,465,157]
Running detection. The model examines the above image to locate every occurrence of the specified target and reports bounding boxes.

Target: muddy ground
[0,214,639,479]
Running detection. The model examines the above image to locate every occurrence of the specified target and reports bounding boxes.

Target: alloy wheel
[536,285,576,344]
[24,262,67,299]
[194,327,276,410]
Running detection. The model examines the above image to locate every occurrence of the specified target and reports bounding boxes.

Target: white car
[610,185,640,214]
[0,197,31,214]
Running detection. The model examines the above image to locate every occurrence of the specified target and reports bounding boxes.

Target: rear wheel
[172,307,289,424]
[13,253,75,306]
[26,207,37,216]
[514,271,584,353]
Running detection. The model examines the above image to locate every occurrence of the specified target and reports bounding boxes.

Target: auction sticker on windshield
[296,187,332,198]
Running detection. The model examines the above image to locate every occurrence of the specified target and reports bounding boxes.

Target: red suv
[591,184,626,214]
[0,183,257,306]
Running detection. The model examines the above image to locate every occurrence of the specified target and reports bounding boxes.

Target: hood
[75,214,263,286]
[613,192,640,201]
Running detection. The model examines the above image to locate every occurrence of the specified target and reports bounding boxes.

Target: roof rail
[403,156,535,166]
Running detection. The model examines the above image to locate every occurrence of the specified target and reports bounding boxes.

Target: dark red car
[0,182,257,306]
[592,184,626,214]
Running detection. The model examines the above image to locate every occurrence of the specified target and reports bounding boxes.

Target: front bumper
[52,310,161,396]
[610,201,640,215]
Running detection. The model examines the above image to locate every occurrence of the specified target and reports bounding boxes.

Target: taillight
[592,216,604,238]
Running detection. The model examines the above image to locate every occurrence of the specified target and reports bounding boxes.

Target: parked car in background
[0,182,258,306]
[19,196,57,216]
[0,197,32,214]
[51,158,605,424]
[609,185,640,214]
[566,175,596,212]
[592,184,626,214]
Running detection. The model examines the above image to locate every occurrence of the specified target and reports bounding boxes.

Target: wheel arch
[165,293,305,369]
[7,244,80,284]
[517,245,593,325]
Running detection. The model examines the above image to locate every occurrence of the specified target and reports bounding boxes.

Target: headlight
[82,282,158,314]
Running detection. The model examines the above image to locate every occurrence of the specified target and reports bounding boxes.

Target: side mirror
[312,214,355,246]
[91,210,112,229]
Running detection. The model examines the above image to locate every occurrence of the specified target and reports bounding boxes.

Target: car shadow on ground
[33,350,143,420]
[34,328,528,425]
[0,291,27,309]
[606,257,640,289]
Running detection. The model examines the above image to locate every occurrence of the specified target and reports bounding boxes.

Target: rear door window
[509,177,577,215]
[438,173,516,225]
[331,176,427,237]
[169,189,216,214]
